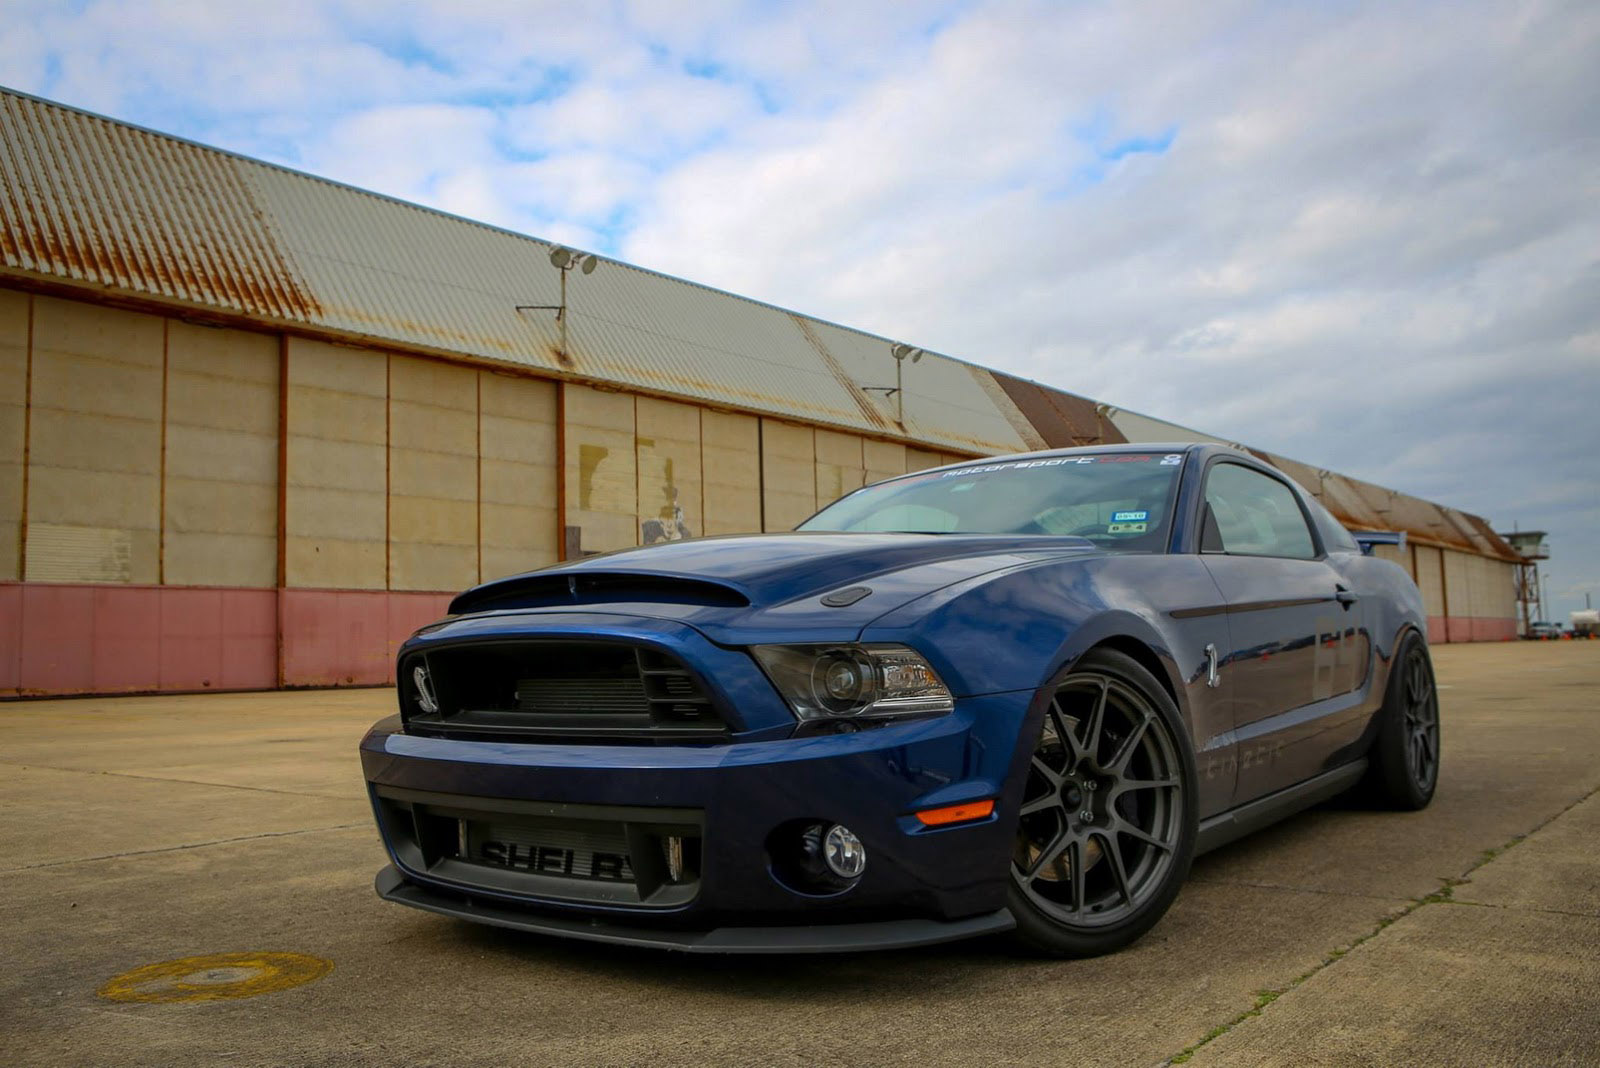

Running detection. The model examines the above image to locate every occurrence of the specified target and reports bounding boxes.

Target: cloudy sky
[5,0,1597,620]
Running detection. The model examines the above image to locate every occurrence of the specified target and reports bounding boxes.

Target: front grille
[515,677,647,715]
[400,641,727,742]
[374,786,702,908]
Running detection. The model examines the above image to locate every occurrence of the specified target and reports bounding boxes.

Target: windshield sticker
[1108,522,1148,534]
[1112,510,1149,522]
[936,454,1160,479]
[1161,454,1183,465]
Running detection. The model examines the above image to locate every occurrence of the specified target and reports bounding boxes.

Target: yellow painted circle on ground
[99,952,332,1003]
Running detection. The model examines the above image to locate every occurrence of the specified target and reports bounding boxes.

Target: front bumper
[361,689,1035,951]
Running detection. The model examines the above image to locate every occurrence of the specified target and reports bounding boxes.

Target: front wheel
[1007,648,1198,957]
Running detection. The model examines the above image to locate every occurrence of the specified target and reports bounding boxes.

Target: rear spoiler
[1351,530,1407,556]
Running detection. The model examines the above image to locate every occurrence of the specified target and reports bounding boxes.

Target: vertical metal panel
[478,372,558,582]
[0,288,26,580]
[700,410,761,536]
[814,429,867,509]
[282,338,387,588]
[563,384,637,553]
[863,439,907,486]
[163,321,279,587]
[24,298,163,582]
[388,356,479,591]
[636,396,703,544]
[760,419,817,531]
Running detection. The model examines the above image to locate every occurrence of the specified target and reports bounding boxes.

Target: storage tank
[1571,610,1599,638]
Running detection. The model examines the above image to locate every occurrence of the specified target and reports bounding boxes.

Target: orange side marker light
[915,799,996,827]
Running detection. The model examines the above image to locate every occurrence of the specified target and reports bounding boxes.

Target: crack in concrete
[0,760,359,802]
[0,823,368,874]
[1159,780,1600,1066]
[1187,877,1403,904]
[1434,898,1600,920]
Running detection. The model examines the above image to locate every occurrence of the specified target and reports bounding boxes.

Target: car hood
[448,532,1101,642]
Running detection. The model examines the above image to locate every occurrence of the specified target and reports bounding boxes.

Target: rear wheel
[1007,648,1198,957]
[1363,633,1440,810]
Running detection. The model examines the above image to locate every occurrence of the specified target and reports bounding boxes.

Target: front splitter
[375,865,1016,954]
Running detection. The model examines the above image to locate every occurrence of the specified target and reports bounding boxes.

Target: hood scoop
[450,572,751,615]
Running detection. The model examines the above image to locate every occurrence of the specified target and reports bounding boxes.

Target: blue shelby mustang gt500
[361,443,1440,956]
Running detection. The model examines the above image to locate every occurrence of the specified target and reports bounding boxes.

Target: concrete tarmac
[1,641,1595,1067]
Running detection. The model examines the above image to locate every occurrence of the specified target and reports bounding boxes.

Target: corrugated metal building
[0,89,1519,697]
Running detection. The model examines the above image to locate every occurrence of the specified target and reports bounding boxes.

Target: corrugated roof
[0,87,1031,455]
[0,91,319,319]
[1239,448,1520,561]
[0,87,1518,560]
[1101,404,1240,448]
[990,371,1128,447]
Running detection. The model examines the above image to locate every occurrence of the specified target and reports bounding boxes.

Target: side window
[1202,464,1318,560]
[1306,496,1360,553]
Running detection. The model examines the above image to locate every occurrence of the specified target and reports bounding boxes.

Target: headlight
[751,643,954,722]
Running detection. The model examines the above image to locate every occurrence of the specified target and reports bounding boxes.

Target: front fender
[860,554,1218,718]
[1042,610,1192,723]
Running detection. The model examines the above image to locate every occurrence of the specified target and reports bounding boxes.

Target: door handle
[1335,585,1359,608]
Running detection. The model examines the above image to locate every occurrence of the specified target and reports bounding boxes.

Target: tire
[1361,632,1440,810]
[1006,648,1199,957]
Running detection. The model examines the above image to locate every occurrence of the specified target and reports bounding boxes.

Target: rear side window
[1201,463,1318,560]
[1305,496,1361,553]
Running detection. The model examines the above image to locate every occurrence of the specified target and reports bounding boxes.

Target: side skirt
[1195,760,1368,856]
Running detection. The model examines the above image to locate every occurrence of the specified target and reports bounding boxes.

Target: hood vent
[451,572,751,616]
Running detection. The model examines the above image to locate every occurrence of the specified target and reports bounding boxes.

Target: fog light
[769,820,867,894]
[822,824,866,879]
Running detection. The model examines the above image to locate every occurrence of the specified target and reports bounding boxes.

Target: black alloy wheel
[1007,648,1197,957]
[1364,633,1440,810]
[1401,648,1441,792]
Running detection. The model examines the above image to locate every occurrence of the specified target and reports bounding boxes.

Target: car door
[1197,460,1369,805]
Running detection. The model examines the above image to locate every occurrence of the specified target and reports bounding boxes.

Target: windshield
[800,452,1186,549]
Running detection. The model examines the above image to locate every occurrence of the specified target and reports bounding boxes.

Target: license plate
[465,821,635,882]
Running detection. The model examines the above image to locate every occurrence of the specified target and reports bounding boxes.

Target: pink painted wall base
[0,583,1520,698]
[0,583,452,697]
[278,589,454,688]
[1427,616,1516,644]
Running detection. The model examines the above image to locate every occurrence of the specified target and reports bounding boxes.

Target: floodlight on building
[863,342,927,423]
[518,245,601,362]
